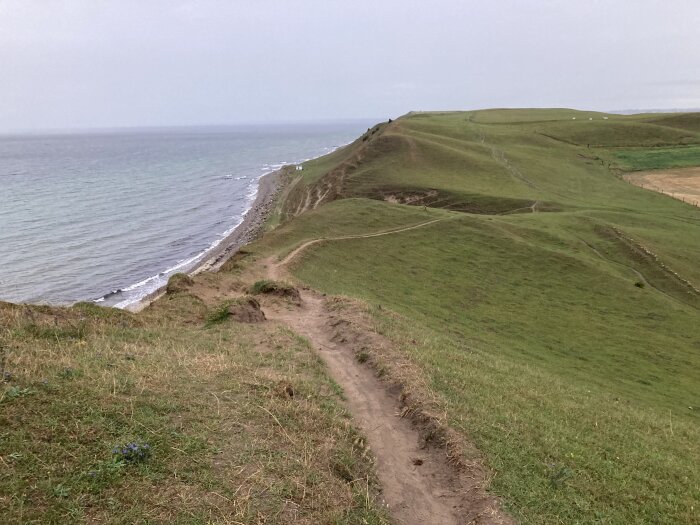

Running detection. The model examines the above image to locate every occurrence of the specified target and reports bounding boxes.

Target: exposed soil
[625,167,700,207]
[383,190,438,205]
[227,297,266,323]
[259,223,514,525]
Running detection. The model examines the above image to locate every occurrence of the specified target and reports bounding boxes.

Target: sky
[1,0,699,131]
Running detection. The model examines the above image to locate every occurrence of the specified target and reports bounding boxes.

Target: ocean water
[0,122,368,308]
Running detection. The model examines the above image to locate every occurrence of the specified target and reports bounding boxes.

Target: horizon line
[0,117,386,136]
[3,106,700,135]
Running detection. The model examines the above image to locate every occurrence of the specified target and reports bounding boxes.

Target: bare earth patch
[624,166,700,206]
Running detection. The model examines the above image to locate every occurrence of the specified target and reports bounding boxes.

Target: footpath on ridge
[259,221,514,525]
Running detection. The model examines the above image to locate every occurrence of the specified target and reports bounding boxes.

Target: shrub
[166,273,194,294]
[205,300,233,326]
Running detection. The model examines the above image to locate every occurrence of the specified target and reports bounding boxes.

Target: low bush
[166,273,194,294]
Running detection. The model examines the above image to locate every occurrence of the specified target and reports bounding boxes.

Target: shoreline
[193,166,287,274]
[125,141,353,313]
[126,167,288,312]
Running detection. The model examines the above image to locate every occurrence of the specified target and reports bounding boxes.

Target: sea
[0,122,369,308]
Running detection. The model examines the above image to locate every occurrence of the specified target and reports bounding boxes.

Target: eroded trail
[261,223,513,524]
[266,291,470,524]
[276,218,445,270]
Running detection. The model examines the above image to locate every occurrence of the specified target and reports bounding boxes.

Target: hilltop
[2,109,700,524]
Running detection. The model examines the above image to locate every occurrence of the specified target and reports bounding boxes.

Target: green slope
[251,109,700,524]
[0,296,388,523]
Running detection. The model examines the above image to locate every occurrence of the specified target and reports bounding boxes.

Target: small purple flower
[112,441,151,463]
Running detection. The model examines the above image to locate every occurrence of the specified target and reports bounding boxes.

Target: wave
[109,214,247,309]
[105,142,351,310]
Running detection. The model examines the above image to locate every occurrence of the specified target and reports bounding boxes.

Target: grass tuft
[205,299,233,326]
[249,280,300,302]
[165,272,194,294]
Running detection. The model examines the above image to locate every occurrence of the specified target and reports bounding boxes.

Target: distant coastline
[609,107,700,115]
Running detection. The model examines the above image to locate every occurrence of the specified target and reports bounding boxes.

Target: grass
[249,280,292,295]
[246,109,700,523]
[4,108,700,523]
[165,272,194,294]
[612,145,700,171]
[0,297,388,523]
[204,298,234,326]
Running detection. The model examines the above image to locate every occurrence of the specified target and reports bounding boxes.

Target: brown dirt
[259,223,514,525]
[625,167,700,207]
[383,190,438,205]
[263,289,511,525]
[284,122,396,220]
[227,297,266,323]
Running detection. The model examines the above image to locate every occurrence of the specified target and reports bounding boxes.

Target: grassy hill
[2,109,700,524]
[0,296,388,523]
[248,109,700,523]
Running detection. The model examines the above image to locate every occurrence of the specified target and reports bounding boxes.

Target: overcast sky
[1,0,698,131]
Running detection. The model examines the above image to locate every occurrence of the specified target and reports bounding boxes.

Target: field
[3,108,700,524]
[249,109,700,523]
[625,167,700,206]
[613,145,700,171]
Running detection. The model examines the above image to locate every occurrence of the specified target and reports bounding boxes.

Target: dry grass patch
[624,166,700,207]
[0,299,388,524]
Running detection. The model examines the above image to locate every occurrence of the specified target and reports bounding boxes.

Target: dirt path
[274,218,445,272]
[266,292,472,524]
[262,220,513,525]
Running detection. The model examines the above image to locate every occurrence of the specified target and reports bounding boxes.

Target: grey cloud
[1,0,699,131]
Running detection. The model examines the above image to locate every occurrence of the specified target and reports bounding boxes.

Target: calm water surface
[0,122,368,307]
